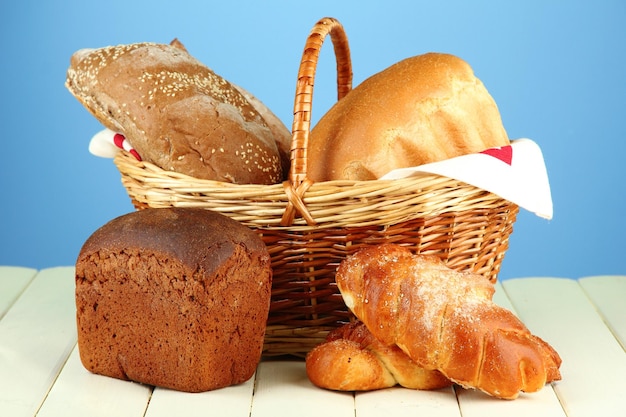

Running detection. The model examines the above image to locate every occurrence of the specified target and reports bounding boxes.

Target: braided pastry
[335,244,562,399]
[306,321,451,391]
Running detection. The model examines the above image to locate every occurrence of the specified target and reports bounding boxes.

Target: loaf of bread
[307,53,510,181]
[335,244,561,399]
[306,321,451,391]
[75,208,272,392]
[66,40,290,184]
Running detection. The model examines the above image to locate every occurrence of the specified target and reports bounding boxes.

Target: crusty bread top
[66,41,285,184]
[77,208,268,277]
[307,53,510,181]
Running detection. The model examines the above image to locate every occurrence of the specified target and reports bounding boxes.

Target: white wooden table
[1,266,624,417]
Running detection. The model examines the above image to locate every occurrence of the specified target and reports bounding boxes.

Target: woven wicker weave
[113,17,518,356]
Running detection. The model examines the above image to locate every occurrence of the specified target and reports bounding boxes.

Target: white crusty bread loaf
[66,40,290,184]
[307,53,510,181]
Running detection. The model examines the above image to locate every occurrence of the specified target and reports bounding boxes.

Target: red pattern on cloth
[480,145,513,165]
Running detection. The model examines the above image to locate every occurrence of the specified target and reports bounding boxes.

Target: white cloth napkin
[379,138,553,219]
[89,129,141,160]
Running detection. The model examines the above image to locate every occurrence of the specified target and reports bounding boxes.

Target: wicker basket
[113,17,518,357]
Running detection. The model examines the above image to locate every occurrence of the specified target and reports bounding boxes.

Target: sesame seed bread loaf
[307,53,510,181]
[75,208,272,392]
[66,40,290,184]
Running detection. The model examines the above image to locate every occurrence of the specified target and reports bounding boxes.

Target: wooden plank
[456,281,566,416]
[2,271,623,417]
[36,345,152,417]
[0,267,77,417]
[493,280,515,311]
[145,374,255,417]
[0,266,37,319]
[503,277,626,417]
[355,386,460,417]
[578,275,626,350]
[456,384,566,417]
[250,360,354,417]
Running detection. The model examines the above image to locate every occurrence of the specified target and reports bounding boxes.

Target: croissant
[335,244,562,399]
[306,321,452,391]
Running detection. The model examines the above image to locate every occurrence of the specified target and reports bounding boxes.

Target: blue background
[1,1,624,280]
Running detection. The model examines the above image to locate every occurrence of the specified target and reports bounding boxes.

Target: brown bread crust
[66,41,286,184]
[75,208,272,392]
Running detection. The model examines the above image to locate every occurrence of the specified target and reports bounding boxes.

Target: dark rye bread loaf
[75,208,272,392]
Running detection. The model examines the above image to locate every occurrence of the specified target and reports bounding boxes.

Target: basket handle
[281,17,353,226]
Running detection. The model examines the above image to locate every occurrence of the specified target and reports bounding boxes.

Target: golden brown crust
[66,40,286,184]
[306,338,396,391]
[306,321,451,391]
[335,244,562,399]
[307,53,510,181]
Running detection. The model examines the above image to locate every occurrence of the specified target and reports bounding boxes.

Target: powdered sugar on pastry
[335,243,561,399]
